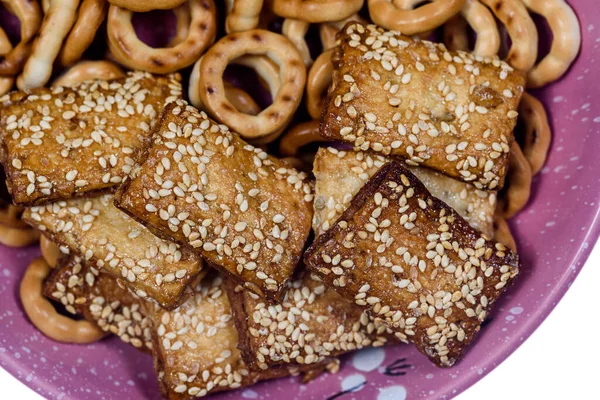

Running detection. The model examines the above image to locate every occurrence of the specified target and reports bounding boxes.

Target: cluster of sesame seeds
[0,72,181,204]
[313,147,496,238]
[240,273,390,370]
[47,255,153,351]
[116,100,314,298]
[24,194,202,308]
[151,275,255,397]
[325,23,524,190]
[305,162,519,367]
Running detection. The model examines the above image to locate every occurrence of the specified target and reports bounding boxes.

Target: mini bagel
[189,55,280,110]
[225,0,264,33]
[273,0,364,24]
[517,93,551,175]
[279,120,326,157]
[306,49,333,120]
[521,0,581,88]
[169,3,193,46]
[58,0,109,67]
[0,224,40,247]
[0,0,43,76]
[194,30,306,141]
[0,204,28,229]
[40,236,61,268]
[17,0,79,89]
[20,257,107,343]
[223,82,262,116]
[282,19,312,67]
[443,0,500,57]
[480,0,538,71]
[53,60,125,87]
[107,0,186,12]
[107,0,217,74]
[0,27,14,95]
[498,142,533,219]
[368,0,465,36]
[493,215,517,252]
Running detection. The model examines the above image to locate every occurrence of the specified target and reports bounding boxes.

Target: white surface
[2,241,600,399]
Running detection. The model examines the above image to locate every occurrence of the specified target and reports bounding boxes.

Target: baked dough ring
[0,224,40,247]
[306,49,333,120]
[279,120,326,157]
[499,142,532,218]
[168,3,192,46]
[480,0,538,71]
[517,93,551,175]
[58,0,109,67]
[0,204,28,229]
[0,0,43,76]
[107,0,217,74]
[20,257,107,343]
[52,60,125,87]
[0,28,14,95]
[273,0,364,23]
[40,236,61,268]
[368,0,465,36]
[107,0,185,12]
[493,215,516,252]
[17,0,79,89]
[521,0,581,88]
[223,82,262,116]
[225,0,264,33]
[443,0,500,57]
[194,30,306,141]
[189,55,280,110]
[282,19,312,66]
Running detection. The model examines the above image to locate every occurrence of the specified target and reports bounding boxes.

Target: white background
[2,241,599,400]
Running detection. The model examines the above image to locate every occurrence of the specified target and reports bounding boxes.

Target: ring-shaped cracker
[225,0,264,33]
[0,204,28,229]
[273,0,364,23]
[517,93,551,175]
[0,0,43,76]
[443,0,500,57]
[499,142,532,219]
[52,60,125,87]
[480,0,538,71]
[107,0,185,12]
[196,30,306,141]
[306,49,333,120]
[17,0,79,89]
[0,27,14,95]
[368,0,465,36]
[20,257,107,343]
[189,55,280,110]
[223,82,261,116]
[282,19,312,67]
[58,0,109,67]
[521,0,581,88]
[107,0,217,74]
[279,120,326,157]
[493,215,516,252]
[168,3,192,46]
[40,236,61,268]
[0,224,40,247]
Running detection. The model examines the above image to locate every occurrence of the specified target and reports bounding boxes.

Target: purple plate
[2,2,600,399]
